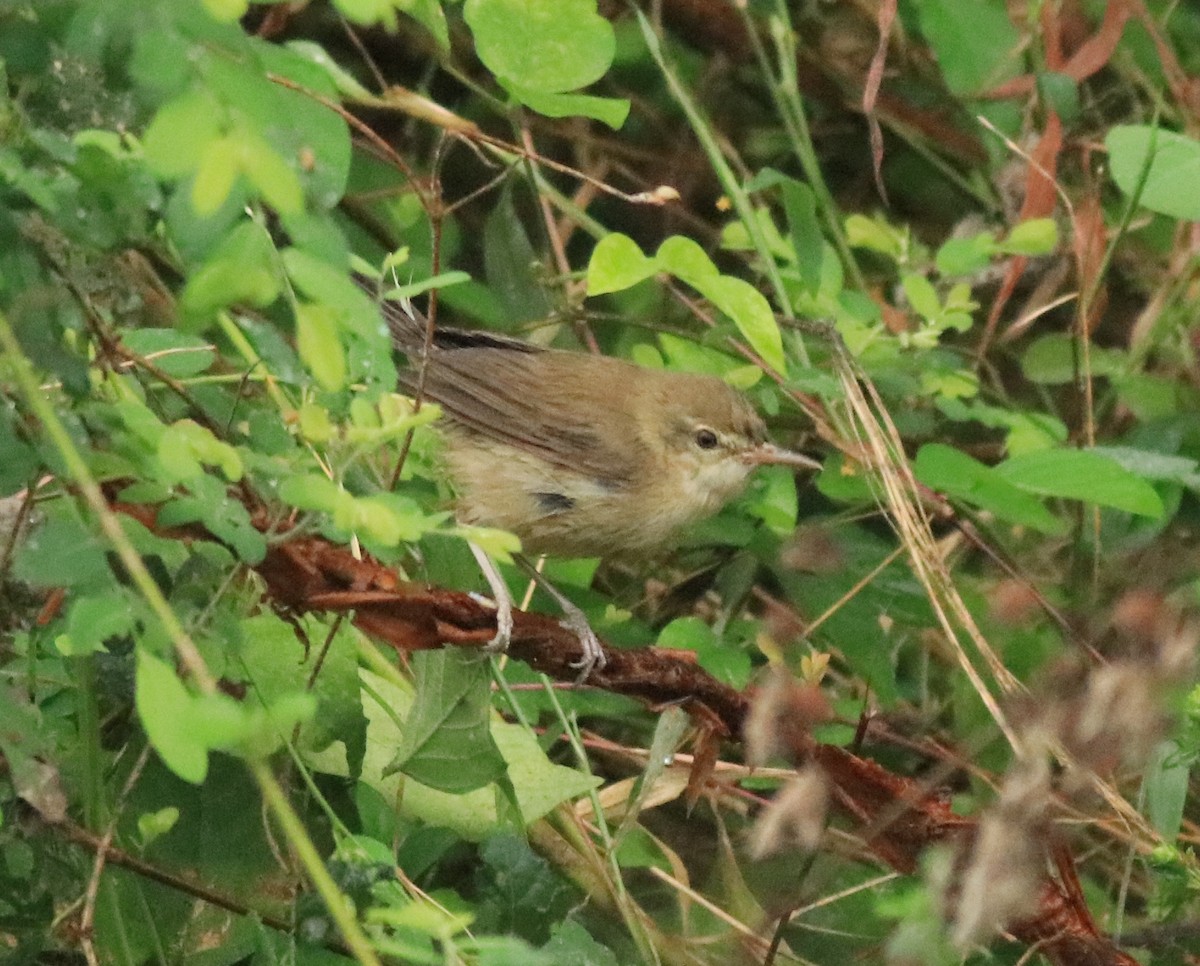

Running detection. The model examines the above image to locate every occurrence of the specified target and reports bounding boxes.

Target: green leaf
[0,406,39,495]
[56,590,138,656]
[482,190,554,323]
[136,807,180,848]
[1020,333,1127,384]
[655,237,785,372]
[474,834,573,943]
[122,330,216,378]
[202,0,249,22]
[504,83,629,128]
[1106,125,1200,221]
[142,89,225,179]
[294,301,347,391]
[386,650,508,793]
[383,270,472,300]
[745,464,798,535]
[654,235,719,287]
[1090,447,1200,492]
[914,444,1064,535]
[464,0,615,94]
[1145,740,1189,841]
[586,233,657,295]
[901,273,940,321]
[280,473,344,512]
[238,131,305,215]
[704,276,786,373]
[190,135,240,217]
[916,0,1022,95]
[14,509,111,589]
[1036,71,1080,122]
[180,221,281,321]
[136,649,209,785]
[995,448,1165,518]
[935,235,995,276]
[157,419,243,484]
[844,213,906,259]
[778,176,822,293]
[1002,218,1058,255]
[239,613,367,777]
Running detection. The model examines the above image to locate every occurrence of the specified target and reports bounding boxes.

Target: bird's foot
[469,541,514,657]
[559,603,608,683]
[482,592,513,655]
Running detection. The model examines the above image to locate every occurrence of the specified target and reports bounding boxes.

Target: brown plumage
[376,292,817,559]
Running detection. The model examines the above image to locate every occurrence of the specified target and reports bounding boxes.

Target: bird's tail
[357,272,542,356]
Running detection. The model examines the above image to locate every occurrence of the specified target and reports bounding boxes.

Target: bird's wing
[407,347,644,486]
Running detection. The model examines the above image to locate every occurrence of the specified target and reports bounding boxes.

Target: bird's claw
[482,595,514,655]
[561,610,607,683]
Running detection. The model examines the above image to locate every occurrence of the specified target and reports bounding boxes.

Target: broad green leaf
[656,236,785,371]
[202,0,248,21]
[180,221,280,321]
[1002,218,1058,255]
[386,649,507,793]
[56,591,137,656]
[745,464,799,536]
[157,419,243,484]
[238,131,305,215]
[142,89,224,178]
[335,0,401,29]
[705,276,785,373]
[935,235,995,276]
[136,649,209,784]
[483,190,554,323]
[191,135,240,217]
[1107,125,1200,221]
[239,613,367,777]
[464,0,615,94]
[1091,447,1200,491]
[995,448,1165,518]
[844,213,906,259]
[307,669,599,840]
[0,406,38,495]
[279,473,344,512]
[14,510,110,589]
[1145,741,1189,841]
[901,273,940,320]
[1021,333,1126,385]
[914,444,1064,534]
[586,233,657,295]
[122,330,216,378]
[294,301,346,391]
[917,0,1022,95]
[505,83,629,129]
[655,235,719,288]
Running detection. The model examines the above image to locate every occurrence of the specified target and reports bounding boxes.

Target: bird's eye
[694,428,719,450]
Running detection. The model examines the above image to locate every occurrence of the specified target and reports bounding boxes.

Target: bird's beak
[741,443,822,471]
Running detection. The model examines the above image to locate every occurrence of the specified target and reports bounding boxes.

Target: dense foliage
[2,1,1200,963]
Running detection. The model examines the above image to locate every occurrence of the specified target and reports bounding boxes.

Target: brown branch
[106,496,1138,966]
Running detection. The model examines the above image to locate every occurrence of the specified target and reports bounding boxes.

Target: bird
[371,282,821,677]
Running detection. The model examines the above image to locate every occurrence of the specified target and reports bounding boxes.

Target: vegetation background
[2,0,1200,963]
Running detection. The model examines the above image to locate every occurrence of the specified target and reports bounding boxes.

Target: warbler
[372,285,820,676]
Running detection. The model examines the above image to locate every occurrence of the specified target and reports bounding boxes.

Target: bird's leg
[514,553,607,681]
[468,541,513,654]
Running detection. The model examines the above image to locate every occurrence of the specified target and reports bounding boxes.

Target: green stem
[758,1,866,292]
[635,12,798,335]
[0,310,382,965]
